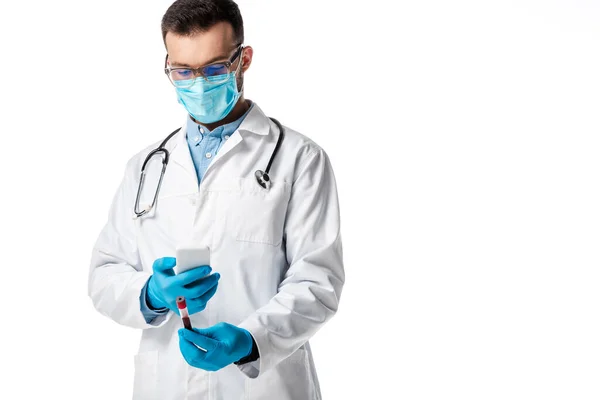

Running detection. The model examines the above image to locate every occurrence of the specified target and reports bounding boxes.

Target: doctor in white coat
[88,1,344,399]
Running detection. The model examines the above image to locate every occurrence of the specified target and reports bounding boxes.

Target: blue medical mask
[175,72,242,124]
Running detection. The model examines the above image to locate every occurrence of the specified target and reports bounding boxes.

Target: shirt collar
[186,101,255,146]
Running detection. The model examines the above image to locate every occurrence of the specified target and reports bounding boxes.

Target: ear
[241,46,253,73]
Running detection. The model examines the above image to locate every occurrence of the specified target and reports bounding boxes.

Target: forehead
[165,21,237,67]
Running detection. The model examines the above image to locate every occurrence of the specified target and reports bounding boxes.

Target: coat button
[205,152,212,159]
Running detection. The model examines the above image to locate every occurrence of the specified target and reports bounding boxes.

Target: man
[88,0,344,399]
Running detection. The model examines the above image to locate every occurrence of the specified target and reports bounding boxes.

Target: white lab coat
[88,102,344,400]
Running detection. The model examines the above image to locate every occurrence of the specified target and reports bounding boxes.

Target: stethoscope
[134,117,285,218]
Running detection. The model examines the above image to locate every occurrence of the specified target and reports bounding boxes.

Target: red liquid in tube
[176,296,192,330]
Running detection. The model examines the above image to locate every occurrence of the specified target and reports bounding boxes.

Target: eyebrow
[169,52,230,68]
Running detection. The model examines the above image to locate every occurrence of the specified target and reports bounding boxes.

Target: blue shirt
[185,102,254,183]
[139,103,255,323]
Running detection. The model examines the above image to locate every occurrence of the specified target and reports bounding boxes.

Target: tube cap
[176,296,187,309]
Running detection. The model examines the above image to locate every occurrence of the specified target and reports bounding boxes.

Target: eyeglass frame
[164,44,244,85]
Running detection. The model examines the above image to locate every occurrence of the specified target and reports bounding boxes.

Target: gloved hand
[178,322,254,371]
[146,257,220,315]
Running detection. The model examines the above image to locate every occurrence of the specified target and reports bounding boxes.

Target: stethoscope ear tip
[255,170,271,190]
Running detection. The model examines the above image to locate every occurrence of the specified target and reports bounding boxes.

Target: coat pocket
[225,178,291,246]
[132,350,158,400]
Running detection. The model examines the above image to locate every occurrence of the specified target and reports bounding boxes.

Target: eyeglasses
[164,45,243,88]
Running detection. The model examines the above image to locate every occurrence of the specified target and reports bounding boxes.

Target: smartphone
[175,245,211,274]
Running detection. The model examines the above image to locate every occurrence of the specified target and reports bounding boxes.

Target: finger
[152,257,176,275]
[186,303,205,315]
[179,327,220,352]
[179,330,217,355]
[191,283,218,304]
[175,266,212,286]
[181,273,220,298]
[186,284,218,315]
[179,334,209,365]
[188,323,226,340]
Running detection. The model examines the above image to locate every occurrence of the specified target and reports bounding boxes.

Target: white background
[0,0,599,398]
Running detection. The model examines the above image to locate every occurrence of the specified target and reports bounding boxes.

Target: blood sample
[176,296,207,352]
[176,296,192,330]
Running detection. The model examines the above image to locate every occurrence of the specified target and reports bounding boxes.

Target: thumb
[179,328,219,352]
[152,257,176,274]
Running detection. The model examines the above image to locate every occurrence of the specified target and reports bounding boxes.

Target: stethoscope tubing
[134,117,284,218]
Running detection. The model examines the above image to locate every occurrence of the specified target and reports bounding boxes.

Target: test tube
[176,296,192,330]
[177,296,207,352]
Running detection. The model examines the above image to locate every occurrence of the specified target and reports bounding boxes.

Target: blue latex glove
[178,322,254,371]
[146,257,220,315]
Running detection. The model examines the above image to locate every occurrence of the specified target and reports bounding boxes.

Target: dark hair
[161,0,244,45]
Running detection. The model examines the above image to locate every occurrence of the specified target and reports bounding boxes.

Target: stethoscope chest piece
[255,170,271,189]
